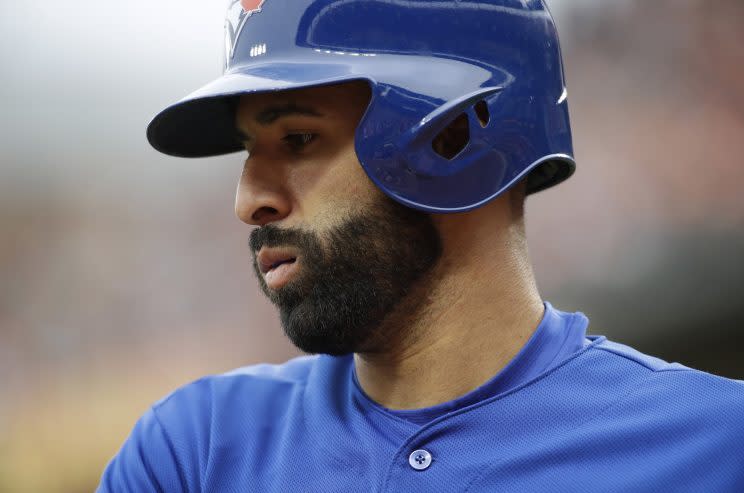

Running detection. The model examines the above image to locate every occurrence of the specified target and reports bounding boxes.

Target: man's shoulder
[152,354,325,417]
[98,355,348,492]
[592,336,743,382]
[584,336,744,417]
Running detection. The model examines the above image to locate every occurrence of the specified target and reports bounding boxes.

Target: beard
[249,197,442,356]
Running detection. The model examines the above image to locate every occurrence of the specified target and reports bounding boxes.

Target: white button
[409,449,432,471]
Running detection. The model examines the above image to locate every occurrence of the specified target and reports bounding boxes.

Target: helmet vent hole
[432,113,470,160]
[474,100,490,127]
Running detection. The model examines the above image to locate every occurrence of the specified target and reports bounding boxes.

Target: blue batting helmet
[147,0,575,213]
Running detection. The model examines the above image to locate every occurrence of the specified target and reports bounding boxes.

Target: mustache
[249,224,316,253]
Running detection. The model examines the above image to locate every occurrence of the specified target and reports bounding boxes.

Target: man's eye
[283,133,316,150]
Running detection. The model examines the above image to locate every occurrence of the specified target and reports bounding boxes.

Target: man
[100,1,744,491]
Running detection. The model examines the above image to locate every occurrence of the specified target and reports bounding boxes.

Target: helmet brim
[146,61,373,158]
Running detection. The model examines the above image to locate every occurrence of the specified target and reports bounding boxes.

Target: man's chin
[277,299,362,356]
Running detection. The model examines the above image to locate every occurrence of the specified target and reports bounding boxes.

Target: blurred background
[1,0,742,491]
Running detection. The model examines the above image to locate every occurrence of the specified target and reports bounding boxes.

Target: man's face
[235,81,442,355]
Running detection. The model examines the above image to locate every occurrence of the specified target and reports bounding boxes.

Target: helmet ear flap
[396,87,502,178]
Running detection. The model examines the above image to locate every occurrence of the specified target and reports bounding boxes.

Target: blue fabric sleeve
[97,407,185,493]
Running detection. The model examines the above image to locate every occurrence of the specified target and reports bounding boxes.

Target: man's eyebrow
[254,102,323,125]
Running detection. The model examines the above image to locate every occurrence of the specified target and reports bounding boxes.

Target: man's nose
[235,156,292,227]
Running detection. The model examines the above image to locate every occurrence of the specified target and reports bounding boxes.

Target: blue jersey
[98,304,744,492]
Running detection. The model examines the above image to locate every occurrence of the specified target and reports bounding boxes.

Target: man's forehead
[240,86,318,107]
[239,81,369,109]
[236,88,325,126]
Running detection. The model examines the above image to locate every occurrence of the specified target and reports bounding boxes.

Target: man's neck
[353,197,543,410]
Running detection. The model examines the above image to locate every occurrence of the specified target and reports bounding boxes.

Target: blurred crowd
[1,0,742,491]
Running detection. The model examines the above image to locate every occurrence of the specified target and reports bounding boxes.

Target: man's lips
[256,247,300,289]
[256,247,298,274]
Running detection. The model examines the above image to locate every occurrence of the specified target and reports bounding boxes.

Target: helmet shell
[147,0,575,213]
